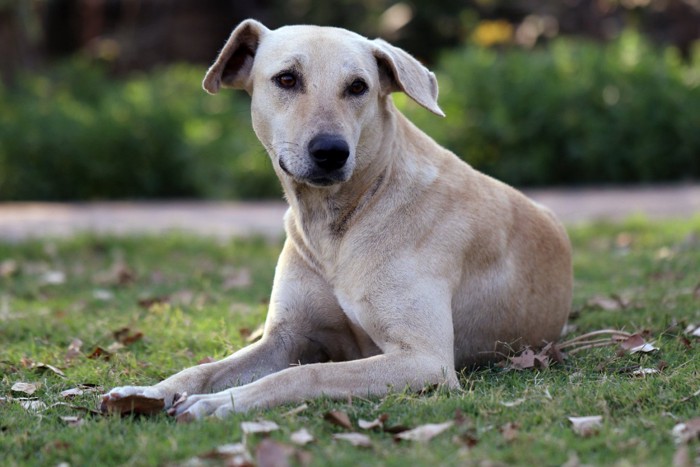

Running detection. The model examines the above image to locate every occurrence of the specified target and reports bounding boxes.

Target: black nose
[308,135,350,171]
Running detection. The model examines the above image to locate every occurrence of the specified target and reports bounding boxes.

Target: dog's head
[203,20,444,188]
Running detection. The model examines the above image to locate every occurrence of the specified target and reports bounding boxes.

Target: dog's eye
[275,73,297,89]
[348,79,368,96]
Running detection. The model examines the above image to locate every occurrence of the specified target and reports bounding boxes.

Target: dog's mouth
[278,157,348,188]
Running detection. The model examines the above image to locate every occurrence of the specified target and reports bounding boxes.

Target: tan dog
[102,20,572,420]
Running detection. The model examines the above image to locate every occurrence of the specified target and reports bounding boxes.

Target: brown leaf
[672,444,690,467]
[507,348,536,370]
[113,327,143,346]
[245,323,265,343]
[0,259,18,277]
[87,347,111,360]
[619,334,659,354]
[499,422,520,442]
[65,338,83,361]
[11,382,40,395]
[324,410,353,430]
[541,342,567,365]
[394,421,454,442]
[100,394,165,416]
[137,296,170,309]
[332,433,373,448]
[241,420,280,435]
[568,415,603,437]
[197,356,216,365]
[256,439,294,467]
[453,431,479,448]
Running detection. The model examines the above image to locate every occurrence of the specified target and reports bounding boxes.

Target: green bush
[401,30,700,186]
[0,61,280,200]
[1,31,698,200]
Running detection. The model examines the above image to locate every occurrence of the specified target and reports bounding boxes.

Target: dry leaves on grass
[394,421,454,442]
[568,415,603,437]
[290,428,315,446]
[60,384,102,398]
[332,432,373,448]
[499,422,520,442]
[324,410,353,430]
[11,381,40,395]
[241,420,280,435]
[196,443,253,466]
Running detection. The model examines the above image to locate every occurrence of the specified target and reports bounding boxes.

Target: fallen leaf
[41,270,66,285]
[672,444,690,467]
[507,349,536,370]
[290,428,314,446]
[453,431,479,448]
[586,295,624,311]
[630,368,660,377]
[11,382,40,395]
[672,417,700,444]
[113,327,143,346]
[324,410,353,430]
[60,416,85,427]
[499,422,520,442]
[282,403,308,417]
[245,323,265,343]
[100,394,165,416]
[65,338,83,361]
[33,362,66,378]
[0,259,18,277]
[60,384,102,398]
[619,334,659,354]
[197,356,216,365]
[19,399,47,411]
[241,420,280,435]
[87,347,111,360]
[198,442,252,466]
[500,398,527,408]
[137,296,169,309]
[332,432,372,448]
[92,289,114,301]
[255,438,295,467]
[569,415,603,437]
[106,342,125,353]
[358,414,389,430]
[394,421,454,442]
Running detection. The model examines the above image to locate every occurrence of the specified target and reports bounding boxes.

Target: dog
[102,19,573,420]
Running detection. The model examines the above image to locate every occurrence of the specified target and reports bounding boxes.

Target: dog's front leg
[102,240,350,411]
[172,350,459,420]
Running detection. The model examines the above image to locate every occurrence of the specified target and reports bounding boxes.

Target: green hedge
[401,30,700,186]
[1,31,699,200]
[0,61,280,200]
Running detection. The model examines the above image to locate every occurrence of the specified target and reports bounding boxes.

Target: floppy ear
[371,39,445,117]
[202,19,270,94]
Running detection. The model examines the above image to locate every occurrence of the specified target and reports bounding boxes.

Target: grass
[1,217,699,466]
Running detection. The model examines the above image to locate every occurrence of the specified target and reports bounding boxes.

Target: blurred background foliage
[0,0,699,200]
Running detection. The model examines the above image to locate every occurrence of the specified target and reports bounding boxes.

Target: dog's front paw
[168,391,235,422]
[101,385,173,415]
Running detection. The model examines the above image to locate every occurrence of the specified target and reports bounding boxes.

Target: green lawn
[1,217,699,466]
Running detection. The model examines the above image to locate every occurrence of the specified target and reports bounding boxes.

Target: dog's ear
[203,19,270,94]
[371,39,445,117]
